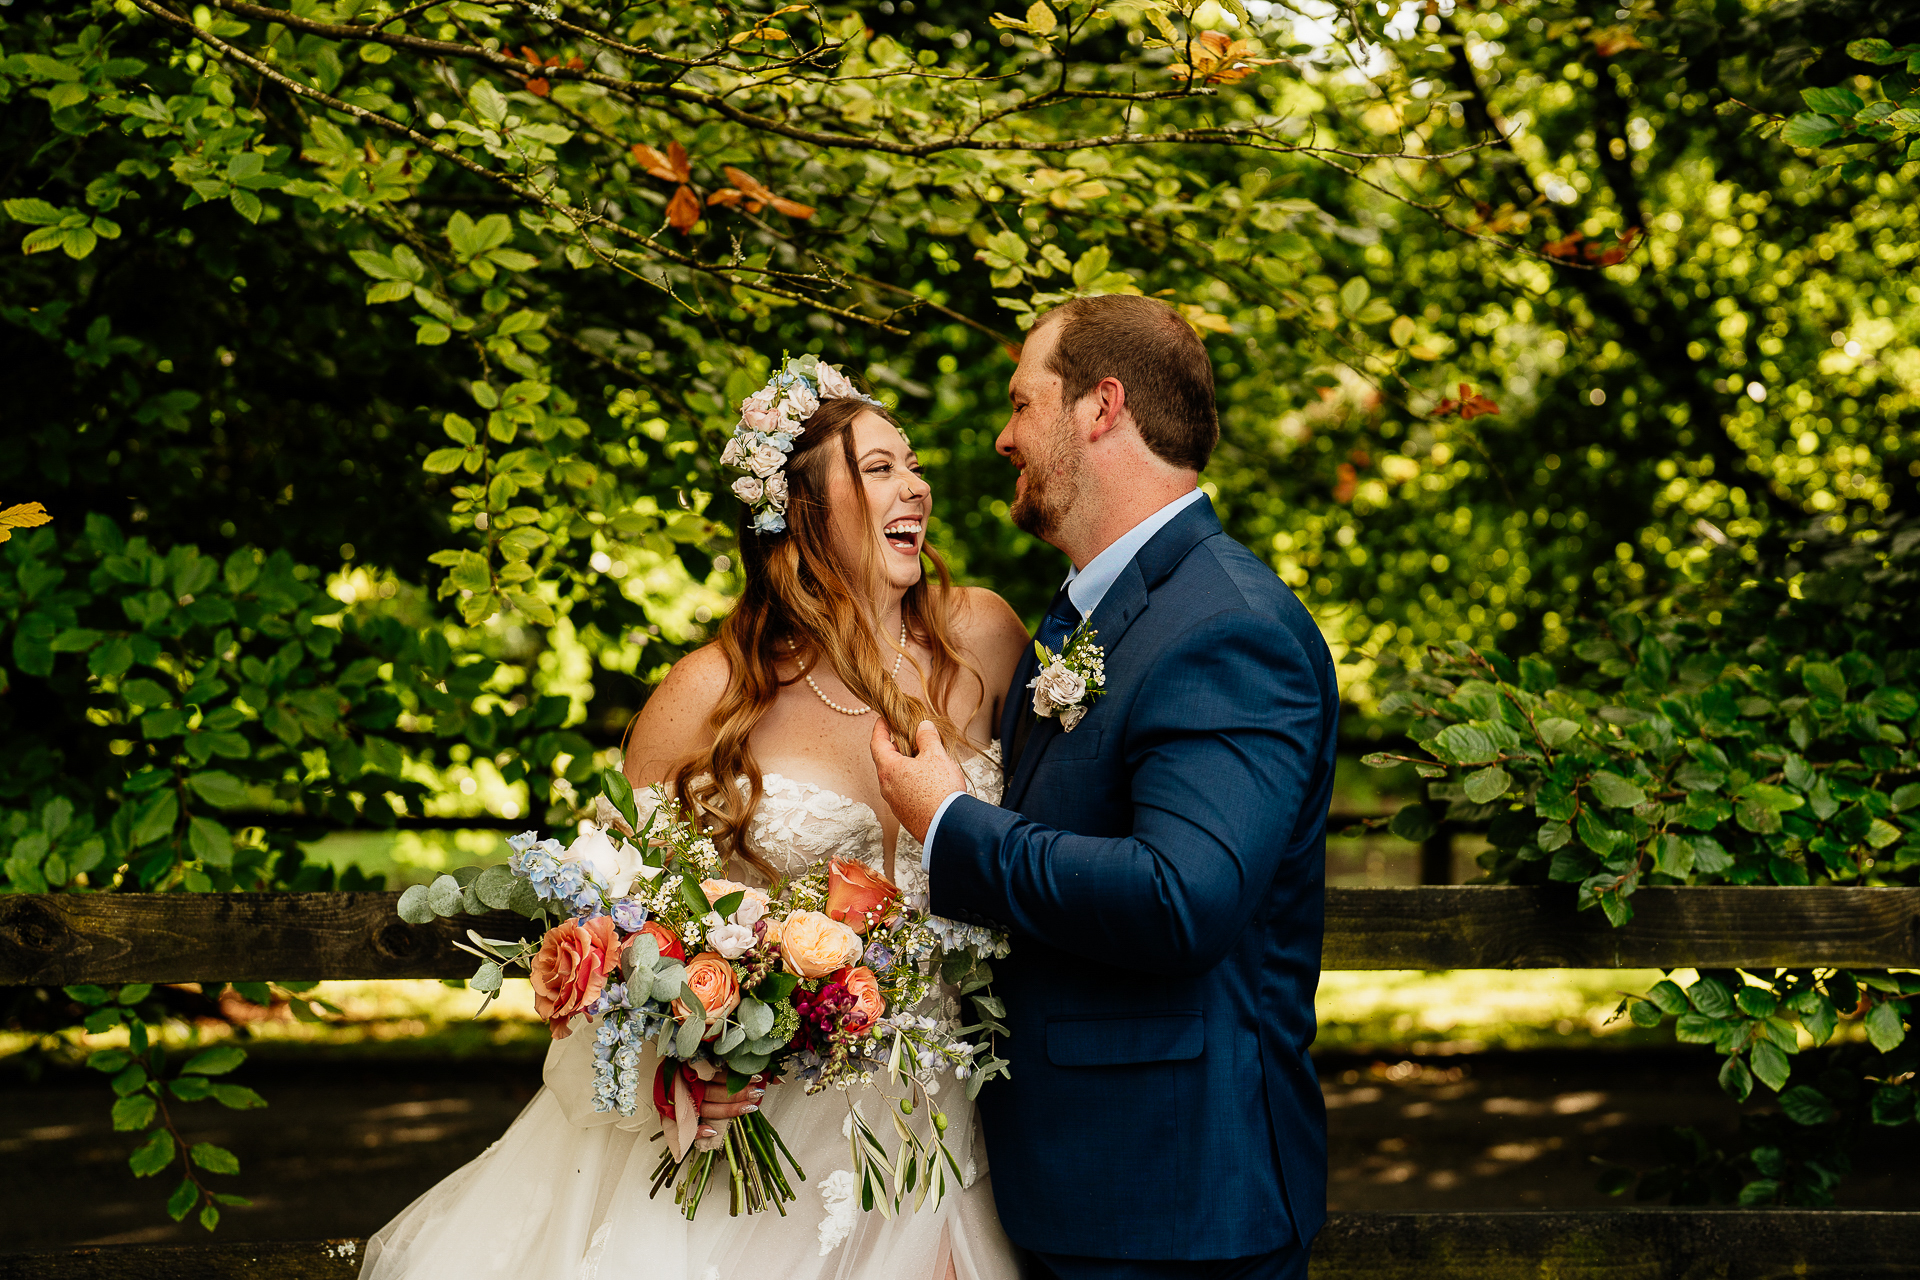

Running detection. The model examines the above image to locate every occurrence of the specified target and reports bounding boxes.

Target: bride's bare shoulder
[946,586,1029,683]
[623,643,732,785]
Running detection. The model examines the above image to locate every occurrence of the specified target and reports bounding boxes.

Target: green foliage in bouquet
[1364,517,1920,1205]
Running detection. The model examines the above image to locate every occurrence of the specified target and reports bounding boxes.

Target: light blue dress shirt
[919,488,1206,869]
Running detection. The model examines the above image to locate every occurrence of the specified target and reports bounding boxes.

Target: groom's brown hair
[1032,295,1219,471]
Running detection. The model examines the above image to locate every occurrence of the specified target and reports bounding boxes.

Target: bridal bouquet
[397,768,1010,1223]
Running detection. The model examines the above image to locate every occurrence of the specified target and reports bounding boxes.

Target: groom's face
[998,321,1084,541]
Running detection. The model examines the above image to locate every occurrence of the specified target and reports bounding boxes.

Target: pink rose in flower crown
[531,916,622,1038]
[673,951,741,1036]
[731,475,765,505]
[825,858,900,935]
[747,442,788,478]
[784,382,819,419]
[720,435,748,469]
[763,474,788,508]
[780,911,864,978]
[815,364,857,399]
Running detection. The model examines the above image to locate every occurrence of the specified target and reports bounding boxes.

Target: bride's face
[826,410,930,596]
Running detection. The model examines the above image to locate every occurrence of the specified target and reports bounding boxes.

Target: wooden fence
[4,885,1919,1278]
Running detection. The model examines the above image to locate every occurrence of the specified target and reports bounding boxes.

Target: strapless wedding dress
[360,748,1018,1280]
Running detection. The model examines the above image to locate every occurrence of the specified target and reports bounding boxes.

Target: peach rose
[835,965,886,1032]
[825,858,900,935]
[780,910,864,979]
[530,916,622,1038]
[702,878,771,925]
[673,951,741,1036]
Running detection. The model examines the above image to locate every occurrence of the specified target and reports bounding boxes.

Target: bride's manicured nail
[744,1104,760,1113]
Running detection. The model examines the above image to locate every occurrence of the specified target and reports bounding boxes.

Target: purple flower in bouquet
[862,941,894,973]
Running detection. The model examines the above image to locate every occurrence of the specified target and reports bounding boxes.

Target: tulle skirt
[359,1020,1018,1280]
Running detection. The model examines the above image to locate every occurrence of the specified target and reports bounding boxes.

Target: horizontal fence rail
[7,1211,1920,1279]
[3,887,1918,986]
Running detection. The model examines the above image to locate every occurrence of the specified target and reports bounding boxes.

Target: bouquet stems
[651,1111,806,1221]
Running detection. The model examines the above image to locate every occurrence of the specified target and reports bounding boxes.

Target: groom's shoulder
[1166,532,1328,659]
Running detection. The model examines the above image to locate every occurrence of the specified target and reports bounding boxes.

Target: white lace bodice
[646,744,1003,898]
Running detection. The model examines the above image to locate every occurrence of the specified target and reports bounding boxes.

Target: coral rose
[673,951,742,1037]
[530,916,622,1038]
[825,858,900,935]
[629,919,684,965]
[834,966,886,1032]
[780,910,864,979]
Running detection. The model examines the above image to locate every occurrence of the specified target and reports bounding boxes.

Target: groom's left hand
[872,719,967,845]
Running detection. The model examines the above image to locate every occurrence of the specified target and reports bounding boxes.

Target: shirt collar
[1062,488,1207,620]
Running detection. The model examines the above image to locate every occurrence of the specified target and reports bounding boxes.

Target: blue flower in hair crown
[720,354,882,535]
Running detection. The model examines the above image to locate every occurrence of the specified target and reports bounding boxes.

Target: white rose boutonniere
[1028,620,1106,732]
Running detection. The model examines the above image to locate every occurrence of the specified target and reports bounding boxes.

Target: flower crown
[719,354,882,535]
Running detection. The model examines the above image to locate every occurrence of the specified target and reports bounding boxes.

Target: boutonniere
[1029,620,1106,732]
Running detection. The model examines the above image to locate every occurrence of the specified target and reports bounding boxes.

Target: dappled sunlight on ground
[1315,969,1673,1053]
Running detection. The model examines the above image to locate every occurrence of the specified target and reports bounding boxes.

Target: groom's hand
[872,719,967,844]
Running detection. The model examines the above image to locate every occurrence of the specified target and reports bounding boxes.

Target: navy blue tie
[1035,583,1082,656]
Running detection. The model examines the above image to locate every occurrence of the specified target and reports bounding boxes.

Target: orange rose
[825,858,900,935]
[530,916,622,1038]
[835,965,886,1032]
[673,951,741,1036]
[779,910,864,979]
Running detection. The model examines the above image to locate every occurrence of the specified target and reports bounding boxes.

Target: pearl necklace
[789,624,907,716]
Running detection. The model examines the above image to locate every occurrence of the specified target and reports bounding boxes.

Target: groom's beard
[1008,423,1084,540]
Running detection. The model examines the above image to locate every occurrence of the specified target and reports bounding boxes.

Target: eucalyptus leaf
[426,874,465,917]
[396,884,436,924]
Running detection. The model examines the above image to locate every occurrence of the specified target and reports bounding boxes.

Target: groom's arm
[928,609,1331,977]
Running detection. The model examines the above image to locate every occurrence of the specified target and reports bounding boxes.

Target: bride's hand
[871,719,968,843]
[695,1074,768,1138]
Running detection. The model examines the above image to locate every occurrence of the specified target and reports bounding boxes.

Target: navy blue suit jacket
[929,497,1336,1261]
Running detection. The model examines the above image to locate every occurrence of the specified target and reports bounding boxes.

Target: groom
[873,295,1337,1279]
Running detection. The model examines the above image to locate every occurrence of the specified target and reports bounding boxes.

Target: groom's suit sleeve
[929,607,1328,978]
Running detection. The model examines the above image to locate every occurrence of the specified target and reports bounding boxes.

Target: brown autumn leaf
[1543,231,1585,259]
[665,184,702,232]
[515,47,584,97]
[1332,463,1358,504]
[707,166,815,220]
[1469,201,1529,235]
[1432,383,1501,421]
[1170,30,1283,85]
[1594,227,1644,266]
[1590,25,1645,57]
[631,141,692,184]
[0,501,52,543]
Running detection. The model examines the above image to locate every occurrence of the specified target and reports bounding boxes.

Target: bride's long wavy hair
[671,396,979,881]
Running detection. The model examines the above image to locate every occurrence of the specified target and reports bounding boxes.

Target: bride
[360,359,1032,1280]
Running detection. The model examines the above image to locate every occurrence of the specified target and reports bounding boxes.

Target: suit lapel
[1002,559,1150,810]
[999,496,1227,812]
[999,642,1039,763]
